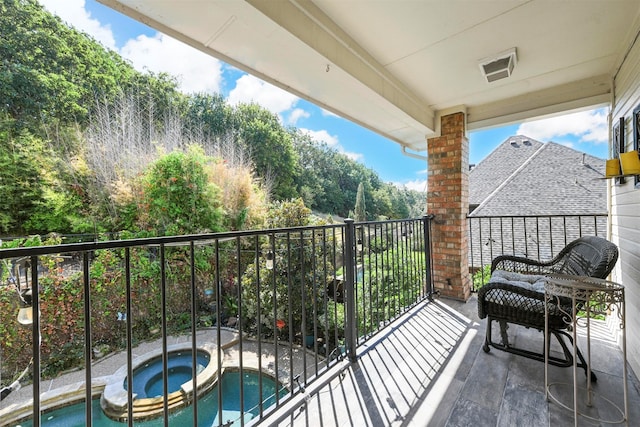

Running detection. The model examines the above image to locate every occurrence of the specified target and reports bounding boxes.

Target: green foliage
[290,129,423,219]
[368,229,392,253]
[0,120,45,234]
[0,236,85,382]
[22,164,92,235]
[358,248,426,335]
[265,198,311,228]
[0,0,138,131]
[184,93,233,138]
[0,0,425,239]
[0,116,94,235]
[241,200,331,338]
[233,104,299,200]
[0,1,188,236]
[354,182,366,221]
[472,265,492,291]
[318,300,345,349]
[0,237,228,382]
[141,147,223,235]
[0,285,33,382]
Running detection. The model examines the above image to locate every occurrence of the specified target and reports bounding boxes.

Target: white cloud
[299,128,364,161]
[300,128,339,148]
[288,108,310,126]
[228,75,299,116]
[300,128,365,162]
[39,0,116,50]
[516,108,608,144]
[343,151,364,162]
[396,180,427,192]
[558,141,575,149]
[121,34,223,94]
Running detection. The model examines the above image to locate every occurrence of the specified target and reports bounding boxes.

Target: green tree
[354,182,366,221]
[184,93,233,139]
[289,130,326,209]
[233,104,299,200]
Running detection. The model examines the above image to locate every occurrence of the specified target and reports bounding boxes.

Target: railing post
[344,218,357,362]
[82,252,93,427]
[31,257,41,427]
[423,214,435,300]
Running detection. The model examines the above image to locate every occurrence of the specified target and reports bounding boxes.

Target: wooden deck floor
[267,296,640,427]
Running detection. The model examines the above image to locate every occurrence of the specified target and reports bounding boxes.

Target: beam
[246,0,435,135]
[467,75,611,130]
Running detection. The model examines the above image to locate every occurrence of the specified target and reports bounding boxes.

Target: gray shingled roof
[469,135,606,216]
[469,136,544,207]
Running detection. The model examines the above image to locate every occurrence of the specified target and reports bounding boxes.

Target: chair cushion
[480,270,570,329]
[489,270,547,293]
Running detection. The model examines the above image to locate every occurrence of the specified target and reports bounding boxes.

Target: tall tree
[184,93,233,139]
[233,104,299,200]
[354,182,366,221]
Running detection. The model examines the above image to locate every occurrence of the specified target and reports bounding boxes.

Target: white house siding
[611,24,640,376]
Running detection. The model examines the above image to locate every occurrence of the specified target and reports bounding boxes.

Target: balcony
[0,216,638,426]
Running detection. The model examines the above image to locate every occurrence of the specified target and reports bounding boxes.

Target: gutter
[401,145,428,161]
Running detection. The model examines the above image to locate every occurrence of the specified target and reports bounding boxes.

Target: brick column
[427,112,471,300]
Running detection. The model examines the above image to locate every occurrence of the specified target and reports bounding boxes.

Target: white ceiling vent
[479,48,517,83]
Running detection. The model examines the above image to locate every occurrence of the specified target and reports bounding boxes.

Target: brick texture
[427,112,471,300]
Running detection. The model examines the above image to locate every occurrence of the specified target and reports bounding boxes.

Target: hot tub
[101,342,218,421]
[125,349,210,398]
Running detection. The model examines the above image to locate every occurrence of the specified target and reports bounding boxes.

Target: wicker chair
[477,236,619,380]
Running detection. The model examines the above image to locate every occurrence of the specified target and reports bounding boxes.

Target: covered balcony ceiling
[99,0,640,152]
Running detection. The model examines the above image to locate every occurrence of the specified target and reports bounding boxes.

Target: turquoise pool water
[13,371,286,427]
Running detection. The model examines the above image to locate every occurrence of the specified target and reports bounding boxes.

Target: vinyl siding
[611,21,640,375]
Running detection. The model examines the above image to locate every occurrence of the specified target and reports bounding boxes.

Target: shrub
[207,152,268,231]
[141,146,223,235]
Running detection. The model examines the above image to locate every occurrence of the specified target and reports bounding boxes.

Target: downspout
[607,80,614,243]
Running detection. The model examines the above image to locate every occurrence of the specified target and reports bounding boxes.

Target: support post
[427,112,471,300]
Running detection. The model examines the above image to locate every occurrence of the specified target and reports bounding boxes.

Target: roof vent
[510,141,519,147]
[523,140,531,146]
[479,48,517,83]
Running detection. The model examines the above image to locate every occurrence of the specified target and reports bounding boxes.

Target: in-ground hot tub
[101,342,218,421]
[126,349,210,398]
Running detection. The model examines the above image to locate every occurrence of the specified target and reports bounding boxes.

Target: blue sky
[40,1,610,192]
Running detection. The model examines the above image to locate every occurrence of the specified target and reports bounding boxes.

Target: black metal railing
[0,216,433,426]
[467,214,608,291]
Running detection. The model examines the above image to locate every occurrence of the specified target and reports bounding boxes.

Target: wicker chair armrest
[491,255,555,275]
